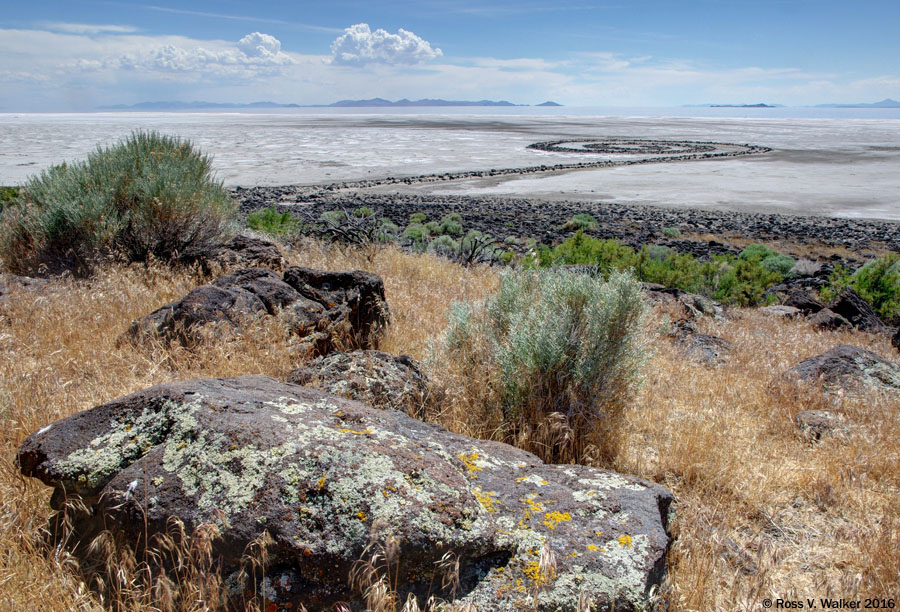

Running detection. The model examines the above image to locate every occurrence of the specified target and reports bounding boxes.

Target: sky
[1,0,899,111]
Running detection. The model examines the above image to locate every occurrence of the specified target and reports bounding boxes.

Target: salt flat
[1,111,898,220]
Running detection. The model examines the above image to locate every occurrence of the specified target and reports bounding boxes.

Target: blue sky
[1,0,898,110]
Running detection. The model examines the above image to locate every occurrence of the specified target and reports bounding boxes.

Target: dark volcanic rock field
[234,187,900,261]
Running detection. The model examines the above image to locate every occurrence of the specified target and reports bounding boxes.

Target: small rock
[759,305,802,318]
[794,410,845,441]
[784,289,825,315]
[669,318,732,365]
[809,308,852,331]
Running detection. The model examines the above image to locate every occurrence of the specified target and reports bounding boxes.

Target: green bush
[738,243,779,261]
[0,131,237,275]
[439,213,464,236]
[661,227,681,238]
[353,206,375,218]
[852,254,900,324]
[443,268,646,464]
[561,213,599,232]
[714,258,781,306]
[246,207,299,238]
[526,231,785,306]
[822,254,900,325]
[761,254,796,276]
[409,212,427,224]
[0,186,19,211]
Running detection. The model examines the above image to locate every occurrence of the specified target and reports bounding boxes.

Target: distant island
[99,98,563,111]
[815,98,900,108]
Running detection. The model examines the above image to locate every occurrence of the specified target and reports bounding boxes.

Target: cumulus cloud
[331,24,442,66]
[236,32,282,59]
[111,32,294,74]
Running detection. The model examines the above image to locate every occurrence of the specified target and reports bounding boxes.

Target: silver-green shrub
[0,131,237,275]
[443,268,647,464]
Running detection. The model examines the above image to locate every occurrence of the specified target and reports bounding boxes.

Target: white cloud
[110,32,295,75]
[42,22,139,35]
[331,24,442,66]
[236,32,283,59]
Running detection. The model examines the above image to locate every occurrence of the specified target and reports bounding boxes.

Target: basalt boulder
[18,376,673,612]
[126,267,388,355]
[668,318,732,365]
[828,289,892,334]
[788,344,900,393]
[287,350,429,416]
[205,234,286,272]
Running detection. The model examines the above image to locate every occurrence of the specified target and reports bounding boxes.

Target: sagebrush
[0,131,238,275]
[442,268,647,464]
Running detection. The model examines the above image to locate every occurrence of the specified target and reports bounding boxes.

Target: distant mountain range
[99,99,563,111]
[815,98,900,108]
[685,103,783,108]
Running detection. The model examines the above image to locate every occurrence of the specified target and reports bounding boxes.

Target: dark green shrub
[409,212,427,224]
[526,232,784,305]
[246,207,299,238]
[738,243,779,261]
[852,254,900,324]
[0,186,19,211]
[822,254,900,325]
[439,213,463,236]
[443,268,646,464]
[561,213,599,232]
[424,221,441,235]
[530,231,638,271]
[0,131,237,275]
[714,258,781,306]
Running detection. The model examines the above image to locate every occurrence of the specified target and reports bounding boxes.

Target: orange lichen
[543,510,572,530]
[457,451,484,477]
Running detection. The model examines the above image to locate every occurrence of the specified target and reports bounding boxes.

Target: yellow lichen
[618,534,633,548]
[518,493,546,529]
[457,451,483,477]
[473,487,500,513]
[338,428,372,435]
[317,473,327,490]
[356,511,368,522]
[543,510,572,530]
[586,544,599,552]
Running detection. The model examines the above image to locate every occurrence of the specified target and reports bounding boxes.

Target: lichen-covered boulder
[18,376,672,611]
[788,344,900,393]
[126,266,388,355]
[287,350,429,416]
[205,234,286,272]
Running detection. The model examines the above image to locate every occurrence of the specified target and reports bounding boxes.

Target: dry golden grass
[1,239,898,611]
